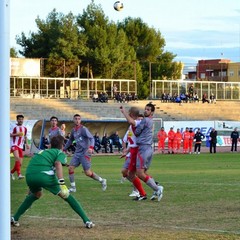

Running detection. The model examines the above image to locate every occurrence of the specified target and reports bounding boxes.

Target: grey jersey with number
[135,116,153,145]
[64,125,94,154]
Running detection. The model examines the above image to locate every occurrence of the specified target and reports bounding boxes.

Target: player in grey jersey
[48,116,64,144]
[63,114,107,193]
[121,103,163,201]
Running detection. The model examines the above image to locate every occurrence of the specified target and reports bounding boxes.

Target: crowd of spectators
[160,91,216,104]
[92,91,138,103]
[94,131,123,154]
[92,92,109,103]
[114,92,138,103]
[159,83,218,104]
[161,92,200,103]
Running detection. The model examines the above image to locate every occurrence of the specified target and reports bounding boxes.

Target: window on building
[200,73,205,78]
[229,71,234,77]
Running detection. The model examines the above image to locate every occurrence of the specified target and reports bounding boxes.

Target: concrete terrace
[10,98,240,121]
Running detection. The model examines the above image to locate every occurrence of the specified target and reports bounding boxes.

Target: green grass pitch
[11,153,240,240]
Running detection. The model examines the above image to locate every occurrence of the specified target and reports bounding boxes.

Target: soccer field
[11,153,240,240]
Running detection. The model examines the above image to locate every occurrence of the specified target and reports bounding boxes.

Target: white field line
[66,175,240,187]
[25,215,240,235]
[117,179,240,186]
[161,181,240,186]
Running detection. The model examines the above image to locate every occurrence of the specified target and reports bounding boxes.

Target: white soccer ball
[113,1,124,11]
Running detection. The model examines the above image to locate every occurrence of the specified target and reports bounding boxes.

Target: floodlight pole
[0,0,10,240]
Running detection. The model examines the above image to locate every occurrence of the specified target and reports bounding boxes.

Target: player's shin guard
[65,194,89,223]
[132,177,146,196]
[69,170,75,183]
[13,194,39,221]
[15,161,21,176]
[90,172,103,182]
[145,176,159,191]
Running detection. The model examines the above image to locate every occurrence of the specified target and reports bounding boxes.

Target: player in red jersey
[120,109,146,199]
[10,114,29,180]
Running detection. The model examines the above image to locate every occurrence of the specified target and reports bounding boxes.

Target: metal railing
[10,77,137,99]
[152,80,240,100]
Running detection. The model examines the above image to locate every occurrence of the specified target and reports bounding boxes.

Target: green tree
[118,17,180,97]
[14,1,182,98]
[118,17,165,61]
[10,47,18,57]
[16,9,87,77]
[76,1,137,80]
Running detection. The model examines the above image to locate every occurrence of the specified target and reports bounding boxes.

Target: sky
[10,0,240,71]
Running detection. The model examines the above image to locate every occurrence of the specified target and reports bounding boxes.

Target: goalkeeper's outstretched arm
[55,160,63,179]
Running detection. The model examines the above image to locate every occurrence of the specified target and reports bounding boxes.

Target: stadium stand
[10,98,240,121]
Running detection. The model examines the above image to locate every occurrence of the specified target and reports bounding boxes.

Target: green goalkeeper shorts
[26,173,61,195]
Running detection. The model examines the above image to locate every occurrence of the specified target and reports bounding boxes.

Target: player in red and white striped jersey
[10,115,29,180]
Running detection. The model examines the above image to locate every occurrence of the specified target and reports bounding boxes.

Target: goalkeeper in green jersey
[11,135,94,229]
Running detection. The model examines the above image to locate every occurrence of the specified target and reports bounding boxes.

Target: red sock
[11,164,16,174]
[144,175,150,183]
[132,177,146,196]
[15,161,21,176]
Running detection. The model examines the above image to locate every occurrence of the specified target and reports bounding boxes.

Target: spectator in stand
[182,127,191,154]
[189,84,194,96]
[157,127,167,154]
[161,93,166,102]
[188,93,194,102]
[185,92,190,103]
[193,92,199,102]
[112,84,118,97]
[121,93,127,103]
[99,92,108,103]
[126,93,132,102]
[209,128,217,153]
[92,92,99,102]
[103,92,108,102]
[230,127,239,152]
[93,132,101,153]
[194,128,205,154]
[42,135,49,150]
[166,93,172,102]
[132,93,138,102]
[168,127,175,154]
[65,132,76,155]
[174,128,182,154]
[172,92,177,102]
[110,131,122,152]
[188,128,195,154]
[101,133,113,153]
[175,95,182,104]
[202,93,210,103]
[115,92,123,103]
[180,93,187,103]
[210,93,216,104]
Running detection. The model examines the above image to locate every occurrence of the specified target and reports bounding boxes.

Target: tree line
[11,0,182,98]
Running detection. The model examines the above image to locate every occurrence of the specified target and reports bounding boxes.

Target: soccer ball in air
[113,1,124,11]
